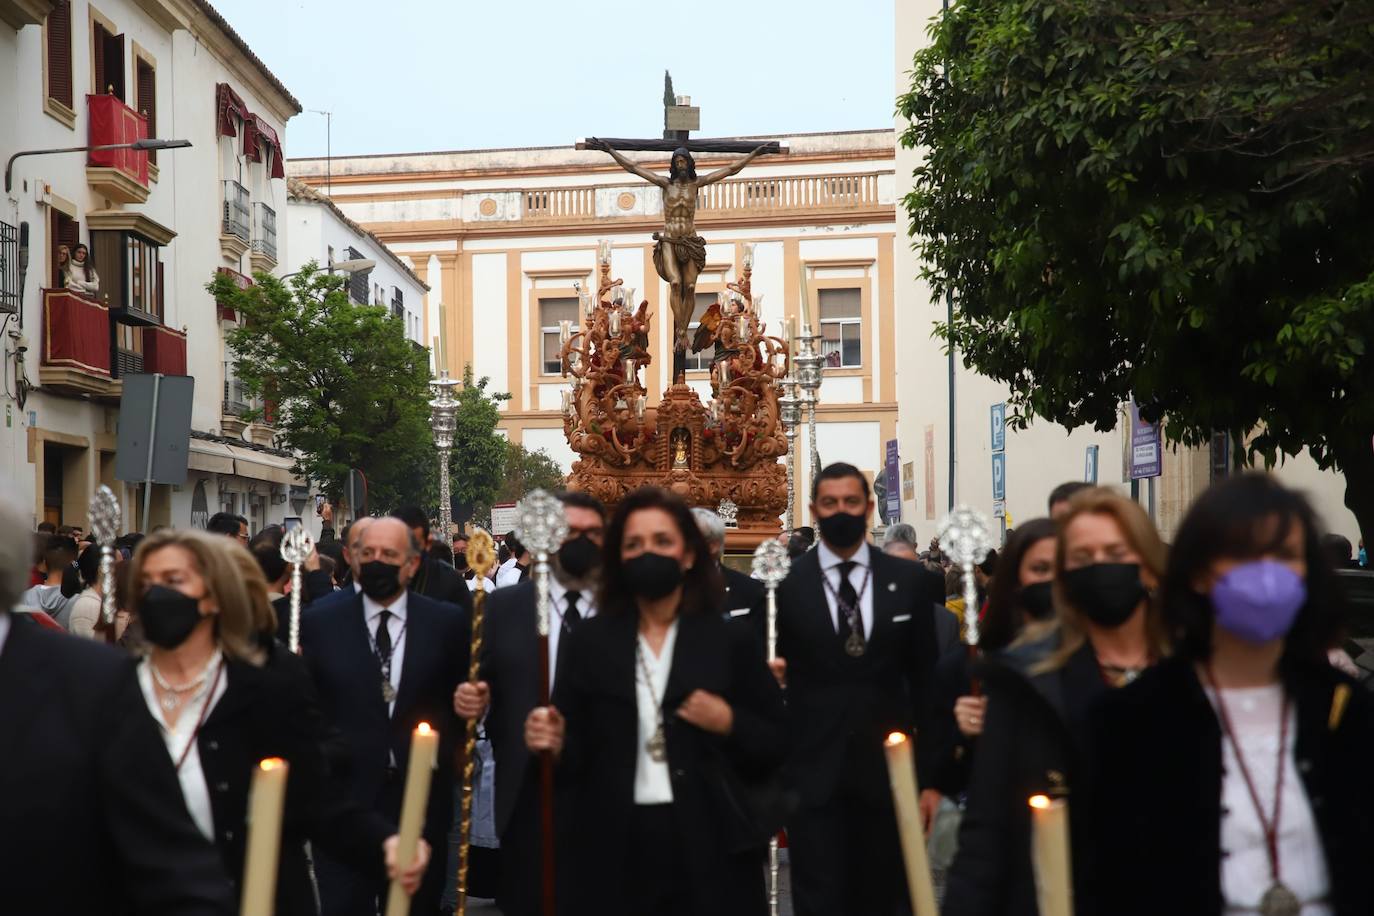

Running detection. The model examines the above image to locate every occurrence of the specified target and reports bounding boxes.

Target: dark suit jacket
[554,610,787,916]
[0,614,234,915]
[775,543,943,806]
[270,567,337,634]
[411,552,474,615]
[199,641,394,914]
[299,591,469,846]
[721,565,766,625]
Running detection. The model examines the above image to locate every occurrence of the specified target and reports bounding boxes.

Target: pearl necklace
[151,652,217,712]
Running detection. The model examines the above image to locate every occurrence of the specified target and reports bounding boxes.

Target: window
[45,1,73,112]
[91,21,125,100]
[818,287,862,368]
[135,57,156,164]
[685,292,717,371]
[113,324,143,377]
[540,297,579,375]
[92,230,164,322]
[50,212,79,289]
[0,221,18,315]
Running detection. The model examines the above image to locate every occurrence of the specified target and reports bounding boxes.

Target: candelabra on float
[429,370,461,541]
[778,374,801,532]
[793,323,825,481]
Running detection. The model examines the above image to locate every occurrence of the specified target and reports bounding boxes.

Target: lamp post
[5,137,191,193]
[778,374,801,531]
[793,325,825,480]
[429,370,461,541]
[278,257,375,281]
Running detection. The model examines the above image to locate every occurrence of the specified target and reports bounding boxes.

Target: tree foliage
[476,442,566,523]
[446,365,511,525]
[209,265,436,512]
[899,0,1374,537]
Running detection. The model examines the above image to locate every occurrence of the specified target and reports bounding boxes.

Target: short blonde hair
[1035,487,1169,672]
[130,528,270,665]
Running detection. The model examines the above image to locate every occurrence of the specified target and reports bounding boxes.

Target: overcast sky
[213,0,897,160]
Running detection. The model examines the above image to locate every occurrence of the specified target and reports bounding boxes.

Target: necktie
[564,591,582,631]
[836,561,864,642]
[374,610,393,675]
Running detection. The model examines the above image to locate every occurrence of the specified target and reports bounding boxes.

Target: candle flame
[885,732,907,747]
[1028,794,1052,810]
[259,757,285,771]
[417,722,433,736]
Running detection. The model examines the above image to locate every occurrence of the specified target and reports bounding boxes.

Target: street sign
[490,502,519,536]
[114,374,194,485]
[884,439,902,523]
[1128,400,1162,480]
[902,461,915,502]
[1085,445,1099,484]
[991,451,1006,501]
[990,403,1006,453]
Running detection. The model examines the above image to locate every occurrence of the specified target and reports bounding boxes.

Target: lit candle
[623,359,635,383]
[240,758,289,916]
[609,309,622,337]
[578,292,591,318]
[561,390,572,417]
[783,316,794,346]
[634,395,646,419]
[598,240,611,265]
[559,319,571,346]
[623,288,636,311]
[752,293,764,316]
[1029,795,1072,916]
[385,723,439,916]
[736,314,750,341]
[798,260,812,330]
[742,243,755,271]
[883,733,938,915]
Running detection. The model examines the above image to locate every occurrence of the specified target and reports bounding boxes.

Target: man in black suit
[392,505,475,614]
[453,491,606,916]
[301,516,470,916]
[775,462,944,916]
[0,498,234,914]
[691,506,765,631]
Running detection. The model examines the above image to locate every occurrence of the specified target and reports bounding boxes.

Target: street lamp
[5,137,192,193]
[277,258,376,281]
[429,370,461,541]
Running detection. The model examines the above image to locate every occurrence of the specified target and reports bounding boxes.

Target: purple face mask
[1210,560,1306,644]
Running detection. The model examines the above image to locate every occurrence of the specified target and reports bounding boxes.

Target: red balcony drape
[87,94,148,185]
[44,289,112,376]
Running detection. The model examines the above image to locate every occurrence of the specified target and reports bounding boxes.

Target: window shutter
[92,22,106,95]
[46,2,72,109]
[106,34,125,101]
[137,60,156,162]
[156,260,165,320]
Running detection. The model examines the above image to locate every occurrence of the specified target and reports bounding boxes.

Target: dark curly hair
[597,486,722,618]
[1163,473,1345,670]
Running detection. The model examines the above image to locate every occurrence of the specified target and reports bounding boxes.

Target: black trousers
[498,772,545,916]
[625,803,691,916]
[788,794,911,916]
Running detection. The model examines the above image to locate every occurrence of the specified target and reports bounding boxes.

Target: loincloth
[652,233,707,279]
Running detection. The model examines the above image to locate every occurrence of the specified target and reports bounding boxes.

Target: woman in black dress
[525,486,787,916]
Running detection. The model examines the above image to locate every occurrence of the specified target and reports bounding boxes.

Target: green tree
[899,0,1374,539]
[208,265,435,511]
[446,365,511,527]
[472,442,566,524]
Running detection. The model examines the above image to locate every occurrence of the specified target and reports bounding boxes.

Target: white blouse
[633,620,678,805]
[137,653,227,843]
[1205,683,1332,915]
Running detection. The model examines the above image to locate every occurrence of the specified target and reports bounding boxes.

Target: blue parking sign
[992,451,1006,501]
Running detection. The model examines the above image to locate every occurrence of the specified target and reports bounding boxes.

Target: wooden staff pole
[455,528,495,915]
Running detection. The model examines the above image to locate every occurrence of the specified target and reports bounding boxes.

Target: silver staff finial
[515,489,569,638]
[280,527,314,654]
[750,538,790,589]
[88,485,121,625]
[938,506,994,646]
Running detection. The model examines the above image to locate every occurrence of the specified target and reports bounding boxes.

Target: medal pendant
[381,680,396,704]
[1259,884,1300,916]
[646,725,667,763]
[845,631,866,657]
[160,693,179,712]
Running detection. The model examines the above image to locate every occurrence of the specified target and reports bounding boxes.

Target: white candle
[742,243,755,271]
[634,396,646,419]
[623,359,635,383]
[240,758,289,916]
[884,733,938,915]
[736,315,750,341]
[561,390,572,417]
[385,724,439,916]
[1029,795,1072,916]
[559,319,571,345]
[623,288,636,311]
[598,240,611,265]
[609,310,621,337]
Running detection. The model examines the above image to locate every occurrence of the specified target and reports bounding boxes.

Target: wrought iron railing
[0,220,17,315]
[222,180,250,241]
[252,202,277,259]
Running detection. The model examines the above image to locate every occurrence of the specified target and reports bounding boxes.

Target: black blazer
[943,633,1108,916]
[553,610,787,916]
[197,642,394,914]
[299,591,469,843]
[478,579,547,836]
[1090,655,1374,916]
[0,614,234,915]
[774,544,943,805]
[411,552,474,615]
[270,567,337,634]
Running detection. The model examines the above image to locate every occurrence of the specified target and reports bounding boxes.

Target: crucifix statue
[582,72,784,381]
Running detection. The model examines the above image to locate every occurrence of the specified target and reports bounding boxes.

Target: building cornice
[86,208,178,245]
[178,0,301,122]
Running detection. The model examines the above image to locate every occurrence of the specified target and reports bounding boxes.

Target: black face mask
[622,552,684,600]
[1062,563,1146,628]
[453,550,467,570]
[817,510,867,550]
[1018,581,1056,621]
[557,535,601,579]
[140,585,204,649]
[358,560,404,602]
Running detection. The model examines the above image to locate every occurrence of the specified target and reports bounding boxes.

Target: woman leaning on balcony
[64,243,100,296]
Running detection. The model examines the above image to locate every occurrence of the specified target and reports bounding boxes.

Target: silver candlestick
[280,526,314,654]
[514,489,569,641]
[751,537,791,916]
[938,506,994,646]
[778,375,802,532]
[88,485,121,625]
[793,325,824,480]
[429,370,461,542]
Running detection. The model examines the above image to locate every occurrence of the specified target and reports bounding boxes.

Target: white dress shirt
[816,540,875,637]
[494,557,522,589]
[466,575,496,594]
[363,590,408,718]
[0,611,10,655]
[1205,683,1332,915]
[137,651,227,843]
[633,620,678,805]
[547,577,597,687]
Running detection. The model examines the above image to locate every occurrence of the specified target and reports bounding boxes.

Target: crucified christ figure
[587,138,769,380]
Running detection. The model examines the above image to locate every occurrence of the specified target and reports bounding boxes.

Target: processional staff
[938,506,993,692]
[279,526,314,654]
[514,489,568,916]
[454,526,496,916]
[751,538,790,916]
[88,485,121,628]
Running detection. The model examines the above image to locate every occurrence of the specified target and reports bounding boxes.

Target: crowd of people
[2,465,1372,915]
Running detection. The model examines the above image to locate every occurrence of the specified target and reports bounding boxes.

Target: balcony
[143,324,187,375]
[221,180,251,259]
[86,94,149,205]
[0,0,53,29]
[38,288,119,399]
[222,375,251,437]
[250,202,277,271]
